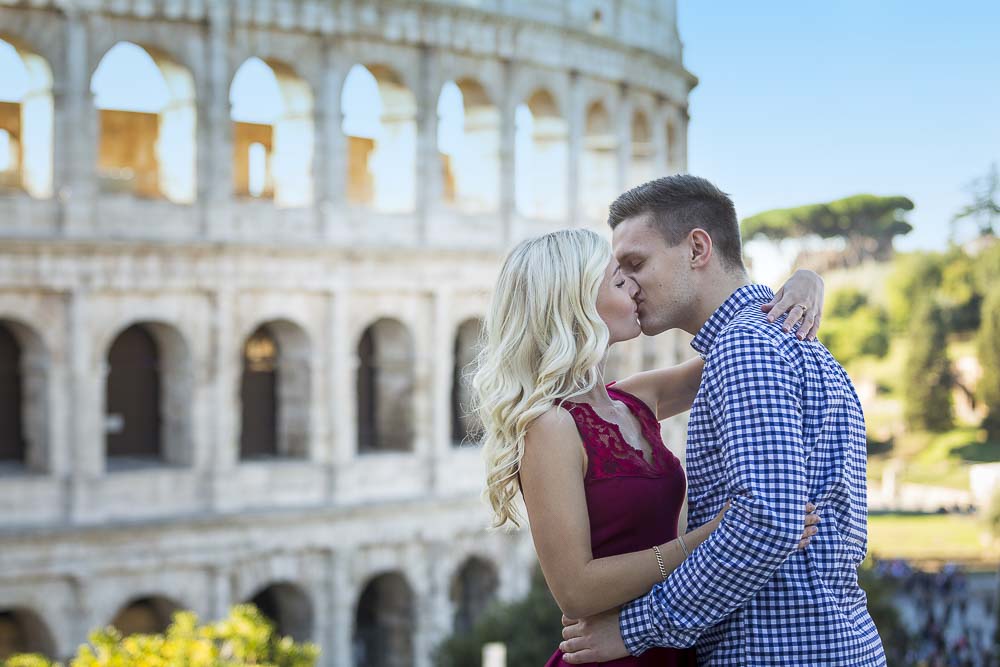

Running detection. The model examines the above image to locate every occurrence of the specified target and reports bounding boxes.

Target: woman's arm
[614,269,827,420]
[520,407,722,619]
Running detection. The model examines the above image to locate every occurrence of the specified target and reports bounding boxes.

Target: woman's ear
[689,228,713,268]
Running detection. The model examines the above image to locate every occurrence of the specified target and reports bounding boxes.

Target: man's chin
[639,319,670,337]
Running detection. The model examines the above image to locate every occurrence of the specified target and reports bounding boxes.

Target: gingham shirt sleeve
[620,326,809,653]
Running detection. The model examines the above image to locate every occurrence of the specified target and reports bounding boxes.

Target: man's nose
[627,279,641,300]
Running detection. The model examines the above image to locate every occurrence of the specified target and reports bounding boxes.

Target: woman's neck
[569,356,615,409]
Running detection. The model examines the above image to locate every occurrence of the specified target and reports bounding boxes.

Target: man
[559,175,886,665]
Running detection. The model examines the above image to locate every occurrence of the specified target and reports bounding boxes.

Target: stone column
[429,290,452,489]
[208,566,233,620]
[208,287,237,510]
[326,552,353,667]
[329,288,353,479]
[677,108,690,173]
[318,45,347,239]
[202,0,233,238]
[653,106,669,178]
[566,71,583,227]
[415,46,441,243]
[498,59,516,244]
[615,87,632,195]
[66,288,101,523]
[56,9,96,236]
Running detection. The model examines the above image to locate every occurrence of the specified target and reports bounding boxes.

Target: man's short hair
[608,174,746,272]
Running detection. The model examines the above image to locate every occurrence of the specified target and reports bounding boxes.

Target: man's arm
[621,327,809,653]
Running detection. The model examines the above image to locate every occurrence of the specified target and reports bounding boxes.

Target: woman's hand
[799,502,820,549]
[708,500,820,549]
[762,269,825,341]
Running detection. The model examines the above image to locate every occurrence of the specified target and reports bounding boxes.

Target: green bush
[435,567,563,667]
[5,604,319,667]
[885,252,944,332]
[822,288,889,365]
[903,300,954,432]
[978,287,1000,438]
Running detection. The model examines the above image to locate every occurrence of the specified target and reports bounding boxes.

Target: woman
[472,229,822,666]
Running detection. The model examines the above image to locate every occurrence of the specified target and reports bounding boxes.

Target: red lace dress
[543,384,697,667]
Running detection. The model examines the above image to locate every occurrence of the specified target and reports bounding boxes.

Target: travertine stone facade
[0,1,693,664]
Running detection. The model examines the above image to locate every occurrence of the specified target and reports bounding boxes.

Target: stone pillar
[329,289,353,470]
[203,0,233,238]
[615,88,632,195]
[208,287,237,509]
[326,552,353,667]
[677,108,690,173]
[498,59,516,244]
[415,47,441,242]
[318,45,347,239]
[653,106,669,178]
[421,543,455,664]
[56,10,96,236]
[208,566,233,620]
[429,291,452,487]
[566,71,583,227]
[66,288,101,522]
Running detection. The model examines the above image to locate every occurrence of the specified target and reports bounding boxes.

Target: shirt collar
[691,283,775,355]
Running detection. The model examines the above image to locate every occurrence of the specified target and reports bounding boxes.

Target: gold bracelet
[652,545,668,580]
[677,534,690,558]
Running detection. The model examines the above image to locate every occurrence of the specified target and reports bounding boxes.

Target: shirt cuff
[619,595,658,656]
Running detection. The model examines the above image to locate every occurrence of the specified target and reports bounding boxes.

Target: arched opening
[110,595,182,636]
[0,323,25,464]
[581,101,617,221]
[239,320,311,460]
[105,324,161,461]
[356,319,414,453]
[0,608,56,660]
[248,582,313,642]
[104,322,192,469]
[230,57,314,207]
[354,572,414,667]
[451,318,483,446]
[515,89,567,220]
[342,64,416,213]
[91,42,196,202]
[0,36,53,198]
[630,110,653,187]
[450,557,498,634]
[437,79,499,213]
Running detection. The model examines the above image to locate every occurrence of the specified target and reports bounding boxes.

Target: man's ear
[689,228,713,269]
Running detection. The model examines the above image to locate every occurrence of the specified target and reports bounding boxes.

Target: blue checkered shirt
[620,284,886,665]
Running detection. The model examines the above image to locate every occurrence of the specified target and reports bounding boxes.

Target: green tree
[978,287,1000,439]
[742,194,914,266]
[6,604,319,667]
[951,162,1000,240]
[884,252,945,332]
[435,567,563,667]
[822,288,889,365]
[903,301,954,432]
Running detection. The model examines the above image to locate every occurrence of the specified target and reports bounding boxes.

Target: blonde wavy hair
[472,229,612,528]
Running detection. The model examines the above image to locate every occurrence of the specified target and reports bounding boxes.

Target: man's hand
[558,609,629,664]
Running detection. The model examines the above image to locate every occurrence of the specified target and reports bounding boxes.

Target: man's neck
[683,271,751,336]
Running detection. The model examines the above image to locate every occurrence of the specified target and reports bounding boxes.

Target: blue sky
[678,1,1000,252]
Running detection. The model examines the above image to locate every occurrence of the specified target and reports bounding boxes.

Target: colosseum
[0,1,693,664]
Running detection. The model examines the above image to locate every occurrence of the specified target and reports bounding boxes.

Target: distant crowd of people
[872,558,998,666]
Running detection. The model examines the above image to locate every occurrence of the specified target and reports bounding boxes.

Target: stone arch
[109,595,183,636]
[450,556,499,634]
[356,318,414,453]
[238,319,311,460]
[354,572,414,667]
[437,78,499,213]
[103,321,193,469]
[90,41,196,203]
[0,318,48,472]
[630,109,653,187]
[230,57,314,207]
[246,581,313,642]
[581,100,618,221]
[0,607,56,660]
[341,64,416,213]
[0,35,53,199]
[451,318,483,446]
[515,88,568,220]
